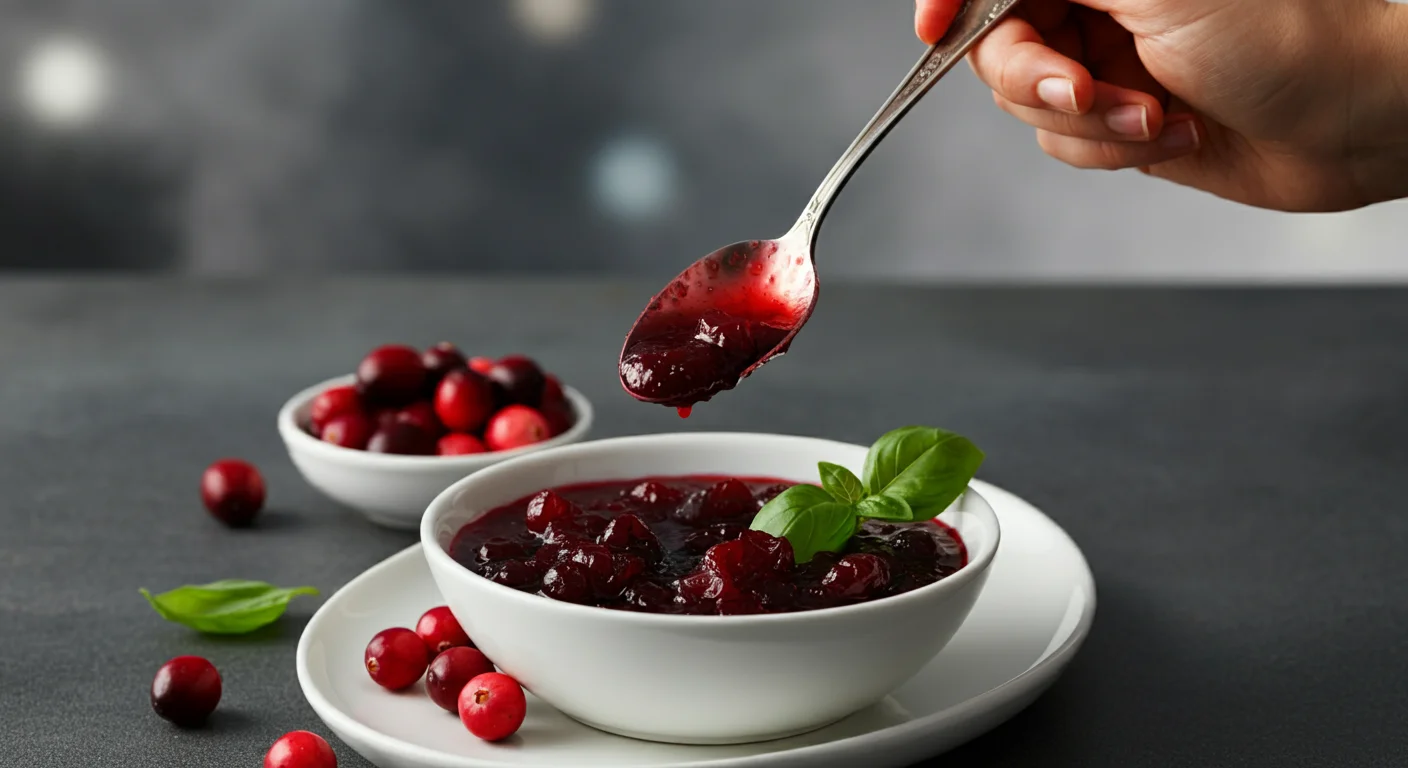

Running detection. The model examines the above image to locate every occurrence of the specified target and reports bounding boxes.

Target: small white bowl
[278,375,594,530]
[420,432,999,745]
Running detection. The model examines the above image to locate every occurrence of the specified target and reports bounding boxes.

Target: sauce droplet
[676,406,692,419]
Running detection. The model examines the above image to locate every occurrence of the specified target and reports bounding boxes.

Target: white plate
[296,480,1095,768]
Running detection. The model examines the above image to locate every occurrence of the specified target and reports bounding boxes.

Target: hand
[916,0,1408,211]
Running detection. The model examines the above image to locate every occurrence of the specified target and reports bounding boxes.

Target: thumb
[916,0,964,44]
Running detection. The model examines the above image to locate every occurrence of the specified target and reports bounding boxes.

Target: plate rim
[296,479,1097,768]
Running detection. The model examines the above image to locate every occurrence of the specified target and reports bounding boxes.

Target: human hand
[916,0,1408,211]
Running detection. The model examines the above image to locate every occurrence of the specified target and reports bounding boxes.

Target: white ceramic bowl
[420,432,1000,745]
[278,375,594,530]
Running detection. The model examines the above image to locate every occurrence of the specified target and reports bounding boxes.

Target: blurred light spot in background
[19,35,110,128]
[590,134,678,223]
[511,0,595,44]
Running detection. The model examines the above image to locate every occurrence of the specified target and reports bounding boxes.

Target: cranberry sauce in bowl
[449,475,967,616]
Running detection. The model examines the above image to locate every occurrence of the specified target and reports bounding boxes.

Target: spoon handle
[793,0,1022,246]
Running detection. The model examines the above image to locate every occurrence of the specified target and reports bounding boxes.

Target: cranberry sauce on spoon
[450,474,966,616]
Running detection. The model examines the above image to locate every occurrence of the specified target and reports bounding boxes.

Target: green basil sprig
[750,426,983,562]
[140,579,319,635]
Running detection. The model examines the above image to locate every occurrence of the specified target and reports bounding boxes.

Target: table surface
[4,278,1406,767]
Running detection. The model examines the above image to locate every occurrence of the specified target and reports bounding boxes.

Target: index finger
[915,0,964,44]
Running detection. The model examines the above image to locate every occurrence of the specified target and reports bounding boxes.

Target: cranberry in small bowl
[279,374,593,530]
[421,433,999,745]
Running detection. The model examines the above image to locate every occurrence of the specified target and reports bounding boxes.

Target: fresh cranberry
[395,401,444,437]
[628,480,685,508]
[366,422,436,456]
[701,479,757,519]
[200,459,265,527]
[264,731,337,768]
[525,490,579,533]
[485,355,546,406]
[364,627,429,690]
[484,405,552,451]
[541,401,574,437]
[458,672,526,742]
[150,656,221,727]
[438,433,488,456]
[320,412,373,450]
[309,385,362,434]
[540,374,566,408]
[426,646,495,713]
[541,561,593,603]
[356,344,427,407]
[422,342,467,391]
[598,514,661,559]
[821,554,892,600]
[434,369,496,433]
[416,606,472,654]
[487,559,542,587]
[467,356,495,375]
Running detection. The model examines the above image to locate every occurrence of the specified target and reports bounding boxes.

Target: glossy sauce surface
[450,475,967,615]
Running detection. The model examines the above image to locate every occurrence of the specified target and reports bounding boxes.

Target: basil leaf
[855,493,913,522]
[818,462,865,504]
[140,579,319,635]
[749,485,857,563]
[862,426,985,519]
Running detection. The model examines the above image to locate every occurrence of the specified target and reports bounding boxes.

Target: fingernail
[1159,119,1200,151]
[1036,78,1078,113]
[1104,105,1149,138]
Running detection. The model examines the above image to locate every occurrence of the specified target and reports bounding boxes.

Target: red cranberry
[366,422,436,456]
[542,401,575,437]
[701,478,757,519]
[426,647,495,713]
[467,356,495,375]
[485,355,546,406]
[150,655,221,727]
[675,571,738,605]
[485,405,552,451]
[395,401,444,437]
[416,606,472,654]
[435,369,496,433]
[598,514,661,559]
[628,480,685,508]
[821,554,892,600]
[541,561,593,603]
[487,559,542,587]
[540,374,566,408]
[320,412,373,450]
[200,459,266,527]
[309,385,362,434]
[525,490,579,534]
[458,672,526,742]
[567,543,620,597]
[438,433,488,456]
[264,731,337,768]
[740,529,795,573]
[422,342,467,390]
[356,344,427,407]
[623,581,676,612]
[475,537,528,564]
[890,528,939,560]
[364,627,429,690]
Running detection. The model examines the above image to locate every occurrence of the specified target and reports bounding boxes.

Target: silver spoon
[619,0,1022,414]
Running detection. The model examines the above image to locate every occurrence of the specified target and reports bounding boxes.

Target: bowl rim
[420,432,1001,627]
[277,374,595,469]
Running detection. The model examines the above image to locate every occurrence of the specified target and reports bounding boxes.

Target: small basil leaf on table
[854,493,913,522]
[817,461,865,504]
[749,485,858,564]
[861,426,985,519]
[139,579,319,635]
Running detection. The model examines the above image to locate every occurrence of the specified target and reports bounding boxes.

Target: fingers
[1035,114,1203,170]
[914,0,963,44]
[995,81,1166,141]
[967,17,1097,114]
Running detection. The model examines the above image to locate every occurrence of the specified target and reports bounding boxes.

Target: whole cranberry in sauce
[200,459,266,527]
[356,344,427,408]
[150,655,222,727]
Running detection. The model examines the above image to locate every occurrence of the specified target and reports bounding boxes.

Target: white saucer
[296,480,1096,768]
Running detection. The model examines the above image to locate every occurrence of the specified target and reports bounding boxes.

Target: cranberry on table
[458,672,527,742]
[438,433,487,456]
[150,655,221,727]
[320,413,373,450]
[364,627,429,690]
[426,646,496,713]
[415,606,472,654]
[485,405,552,451]
[264,731,337,768]
[434,369,496,433]
[356,344,427,408]
[422,342,467,390]
[309,385,362,434]
[485,355,546,406]
[366,422,436,456]
[200,459,266,527]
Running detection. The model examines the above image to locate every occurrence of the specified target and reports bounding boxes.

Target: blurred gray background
[0,0,1403,280]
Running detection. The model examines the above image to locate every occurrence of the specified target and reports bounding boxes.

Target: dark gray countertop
[5,278,1407,767]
